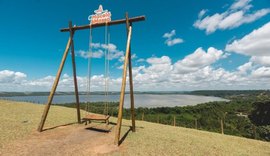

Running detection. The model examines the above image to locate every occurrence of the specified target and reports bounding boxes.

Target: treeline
[56,91,270,141]
[188,90,270,98]
[1,90,270,97]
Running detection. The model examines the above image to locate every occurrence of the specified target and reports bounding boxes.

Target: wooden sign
[88,5,112,24]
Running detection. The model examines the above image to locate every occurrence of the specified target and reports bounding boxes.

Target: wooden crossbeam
[60,16,145,32]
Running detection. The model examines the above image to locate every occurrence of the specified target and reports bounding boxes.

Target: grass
[120,121,270,155]
[0,100,84,148]
[0,100,270,155]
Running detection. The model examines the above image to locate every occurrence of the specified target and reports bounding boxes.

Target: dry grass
[0,100,270,156]
[118,121,270,156]
[0,100,83,148]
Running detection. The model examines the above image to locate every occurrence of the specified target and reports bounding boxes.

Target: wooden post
[69,21,81,124]
[111,109,114,117]
[114,25,132,145]
[125,12,136,133]
[141,111,144,121]
[173,116,176,126]
[37,35,72,132]
[253,125,257,139]
[195,119,198,129]
[220,119,224,134]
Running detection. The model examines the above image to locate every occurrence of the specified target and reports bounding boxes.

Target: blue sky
[0,0,270,91]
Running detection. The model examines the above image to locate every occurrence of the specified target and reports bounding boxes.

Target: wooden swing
[82,23,111,125]
[37,8,145,145]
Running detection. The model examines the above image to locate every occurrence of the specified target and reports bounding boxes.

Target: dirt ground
[0,122,123,156]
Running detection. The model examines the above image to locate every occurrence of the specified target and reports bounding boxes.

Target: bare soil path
[0,123,121,156]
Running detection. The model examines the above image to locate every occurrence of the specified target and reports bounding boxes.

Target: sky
[0,0,270,91]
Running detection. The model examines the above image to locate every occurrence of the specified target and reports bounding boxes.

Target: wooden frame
[37,13,145,146]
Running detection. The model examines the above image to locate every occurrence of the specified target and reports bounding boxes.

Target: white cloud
[109,51,124,60]
[198,9,208,18]
[166,38,183,47]
[2,45,270,91]
[163,30,176,38]
[194,0,270,34]
[0,70,26,83]
[222,53,231,59]
[173,47,225,74]
[237,62,253,74]
[118,53,137,62]
[230,0,252,10]
[27,76,55,88]
[250,56,270,66]
[219,11,244,29]
[136,58,145,63]
[117,65,124,69]
[90,43,101,48]
[146,56,171,65]
[0,69,124,91]
[163,30,184,46]
[135,56,173,84]
[251,66,270,78]
[77,43,124,60]
[76,49,103,59]
[101,43,117,52]
[131,54,137,59]
[226,22,270,56]
[78,43,142,66]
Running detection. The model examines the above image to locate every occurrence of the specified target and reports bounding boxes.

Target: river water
[1,94,228,108]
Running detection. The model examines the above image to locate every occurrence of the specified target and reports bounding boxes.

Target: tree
[249,101,270,126]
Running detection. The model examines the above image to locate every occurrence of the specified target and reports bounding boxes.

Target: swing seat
[82,114,110,125]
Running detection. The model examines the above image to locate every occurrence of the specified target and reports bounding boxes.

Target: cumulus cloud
[194,0,270,34]
[0,70,27,91]
[0,69,124,92]
[1,45,270,91]
[250,56,270,66]
[173,47,225,74]
[237,62,253,74]
[76,43,124,60]
[225,22,270,56]
[225,22,270,82]
[163,30,184,46]
[230,0,252,10]
[118,54,137,62]
[76,49,103,59]
[251,66,270,78]
[136,58,145,63]
[198,9,208,18]
[0,70,26,84]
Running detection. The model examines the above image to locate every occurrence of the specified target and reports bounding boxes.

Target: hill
[0,100,269,155]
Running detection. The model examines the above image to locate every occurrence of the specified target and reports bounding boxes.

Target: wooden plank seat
[82,114,110,125]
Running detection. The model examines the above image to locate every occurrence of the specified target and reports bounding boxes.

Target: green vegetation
[59,90,270,141]
[187,90,270,98]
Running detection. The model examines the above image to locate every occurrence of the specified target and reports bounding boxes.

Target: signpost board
[88,5,112,24]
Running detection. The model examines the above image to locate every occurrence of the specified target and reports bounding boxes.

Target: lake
[0,94,228,108]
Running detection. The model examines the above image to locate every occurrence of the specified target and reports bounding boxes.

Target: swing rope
[85,24,93,116]
[85,22,110,117]
[104,22,110,116]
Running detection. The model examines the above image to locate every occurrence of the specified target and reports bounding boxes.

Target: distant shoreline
[0,90,269,98]
[0,94,228,108]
